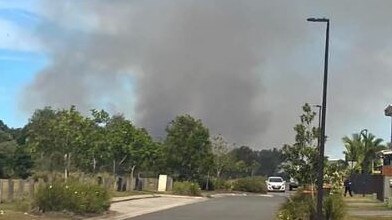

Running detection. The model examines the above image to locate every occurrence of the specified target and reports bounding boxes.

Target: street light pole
[312,104,322,149]
[385,105,392,148]
[307,17,330,220]
[359,128,368,197]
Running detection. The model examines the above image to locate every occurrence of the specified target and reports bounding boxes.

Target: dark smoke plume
[21,1,392,157]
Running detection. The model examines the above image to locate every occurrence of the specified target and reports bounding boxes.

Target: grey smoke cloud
[20,0,392,157]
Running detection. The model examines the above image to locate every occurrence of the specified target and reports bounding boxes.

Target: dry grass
[344,195,392,220]
[0,211,72,220]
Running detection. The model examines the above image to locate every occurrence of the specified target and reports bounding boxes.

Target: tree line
[0,106,283,184]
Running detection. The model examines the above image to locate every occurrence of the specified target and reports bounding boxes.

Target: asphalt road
[128,194,287,220]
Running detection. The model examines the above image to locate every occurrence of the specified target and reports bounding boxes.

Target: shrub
[173,181,201,196]
[232,177,267,193]
[211,178,232,191]
[277,192,346,220]
[34,180,110,214]
[277,192,316,220]
[324,194,346,220]
[15,195,33,212]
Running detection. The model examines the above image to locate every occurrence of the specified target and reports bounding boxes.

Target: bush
[277,192,346,220]
[324,194,346,220]
[212,179,232,191]
[232,177,267,193]
[277,192,316,220]
[173,181,201,196]
[15,195,33,212]
[34,180,110,214]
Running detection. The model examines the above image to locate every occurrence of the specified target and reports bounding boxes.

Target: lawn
[344,195,392,220]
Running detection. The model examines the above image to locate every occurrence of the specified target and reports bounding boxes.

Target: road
[128,193,287,220]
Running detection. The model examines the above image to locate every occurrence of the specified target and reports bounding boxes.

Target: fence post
[29,179,35,198]
[126,175,132,191]
[0,179,3,203]
[8,179,14,202]
[18,179,24,198]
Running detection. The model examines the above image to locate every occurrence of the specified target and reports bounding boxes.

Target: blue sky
[0,1,46,128]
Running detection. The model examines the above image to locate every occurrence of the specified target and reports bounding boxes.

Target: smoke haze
[20,1,392,157]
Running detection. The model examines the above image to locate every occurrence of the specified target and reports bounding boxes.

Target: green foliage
[0,132,33,179]
[324,160,347,193]
[172,181,201,196]
[230,146,258,177]
[232,177,267,193]
[212,178,232,191]
[34,180,110,214]
[277,192,316,220]
[164,115,214,181]
[15,195,33,212]
[254,148,283,177]
[25,106,161,177]
[211,135,232,178]
[277,192,346,220]
[343,132,385,174]
[324,194,346,220]
[282,103,319,186]
[2,106,286,182]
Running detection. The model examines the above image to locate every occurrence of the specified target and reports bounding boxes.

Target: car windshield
[269,178,283,182]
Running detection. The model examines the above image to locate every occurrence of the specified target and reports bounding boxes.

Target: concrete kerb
[111,194,160,203]
[111,193,207,203]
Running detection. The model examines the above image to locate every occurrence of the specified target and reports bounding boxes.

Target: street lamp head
[360,129,368,137]
[385,104,392,117]
[307,17,329,22]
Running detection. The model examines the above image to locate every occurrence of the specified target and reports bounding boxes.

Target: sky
[1,0,392,159]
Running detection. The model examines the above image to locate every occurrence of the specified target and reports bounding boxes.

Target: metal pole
[318,107,322,134]
[316,20,329,220]
[390,117,392,149]
[314,105,322,150]
[360,129,368,197]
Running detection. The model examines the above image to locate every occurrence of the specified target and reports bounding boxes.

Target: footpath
[345,195,392,219]
[85,194,207,220]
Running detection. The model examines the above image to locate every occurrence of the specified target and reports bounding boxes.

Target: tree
[282,103,319,186]
[104,114,160,178]
[342,133,362,173]
[27,106,101,176]
[164,115,213,181]
[211,134,232,178]
[26,107,60,171]
[254,148,283,176]
[343,132,385,174]
[0,121,33,179]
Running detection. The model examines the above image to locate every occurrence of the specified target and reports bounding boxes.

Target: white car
[266,176,286,192]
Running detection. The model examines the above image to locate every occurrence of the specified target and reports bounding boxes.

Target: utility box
[158,175,168,192]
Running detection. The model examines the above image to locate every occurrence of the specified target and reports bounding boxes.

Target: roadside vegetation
[0,105,284,218]
[34,180,110,214]
[1,103,386,218]
[278,103,386,220]
[278,104,348,220]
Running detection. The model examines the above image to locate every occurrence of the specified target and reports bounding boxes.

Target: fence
[0,175,173,202]
[0,179,36,202]
[350,173,384,200]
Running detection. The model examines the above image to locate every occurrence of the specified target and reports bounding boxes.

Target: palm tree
[342,132,385,174]
[361,133,385,173]
[342,133,363,173]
